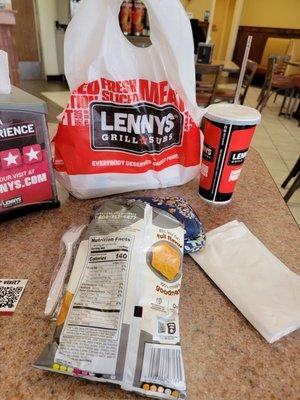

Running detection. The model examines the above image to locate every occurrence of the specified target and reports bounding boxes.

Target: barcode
[141,344,185,390]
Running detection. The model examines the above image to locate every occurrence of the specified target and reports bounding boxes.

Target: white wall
[36,0,59,76]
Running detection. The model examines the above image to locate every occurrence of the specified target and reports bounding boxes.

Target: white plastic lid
[205,104,261,126]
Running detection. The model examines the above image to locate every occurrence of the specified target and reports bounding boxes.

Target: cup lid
[205,104,261,126]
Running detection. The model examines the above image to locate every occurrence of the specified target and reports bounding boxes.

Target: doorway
[211,0,236,60]
[11,0,42,79]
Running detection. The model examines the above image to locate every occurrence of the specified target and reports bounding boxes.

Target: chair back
[240,60,257,104]
[286,39,300,75]
[260,38,291,66]
[264,57,276,90]
[257,57,276,112]
[270,54,291,76]
[195,64,224,106]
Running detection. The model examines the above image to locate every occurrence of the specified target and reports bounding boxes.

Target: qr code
[0,286,23,309]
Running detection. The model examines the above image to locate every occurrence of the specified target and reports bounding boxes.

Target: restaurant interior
[1,0,299,223]
[0,1,299,400]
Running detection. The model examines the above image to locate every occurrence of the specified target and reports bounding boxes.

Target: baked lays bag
[54,0,203,199]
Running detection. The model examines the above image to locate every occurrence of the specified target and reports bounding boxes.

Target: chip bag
[35,199,186,399]
[53,0,203,199]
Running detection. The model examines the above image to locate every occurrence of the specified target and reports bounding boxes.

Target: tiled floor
[21,80,68,122]
[24,82,300,226]
[243,86,300,225]
[41,91,70,109]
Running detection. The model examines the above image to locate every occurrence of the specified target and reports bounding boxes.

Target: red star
[139,136,148,145]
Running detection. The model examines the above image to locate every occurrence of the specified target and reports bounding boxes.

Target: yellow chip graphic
[151,242,181,281]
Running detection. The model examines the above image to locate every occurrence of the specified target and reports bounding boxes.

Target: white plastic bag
[53,0,204,199]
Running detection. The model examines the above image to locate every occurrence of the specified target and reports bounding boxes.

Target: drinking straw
[234,36,253,104]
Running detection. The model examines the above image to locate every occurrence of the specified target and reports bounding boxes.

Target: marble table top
[0,149,299,400]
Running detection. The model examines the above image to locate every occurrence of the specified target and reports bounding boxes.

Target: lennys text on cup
[228,149,249,165]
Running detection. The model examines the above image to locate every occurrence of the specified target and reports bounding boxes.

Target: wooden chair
[215,60,257,104]
[195,64,223,106]
[272,54,292,103]
[282,156,300,202]
[257,56,277,103]
[256,56,295,113]
[257,57,276,112]
[279,74,300,118]
[256,38,292,79]
[257,55,292,109]
[272,54,291,76]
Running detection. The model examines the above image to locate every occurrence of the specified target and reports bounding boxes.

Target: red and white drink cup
[199,104,261,204]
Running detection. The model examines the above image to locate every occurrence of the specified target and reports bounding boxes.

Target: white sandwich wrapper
[190,221,300,343]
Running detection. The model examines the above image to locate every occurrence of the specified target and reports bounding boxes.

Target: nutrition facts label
[55,235,133,375]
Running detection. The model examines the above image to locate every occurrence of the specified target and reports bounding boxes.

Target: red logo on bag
[90,102,183,155]
[54,78,201,177]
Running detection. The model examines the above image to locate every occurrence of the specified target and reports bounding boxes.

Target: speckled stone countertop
[0,149,299,400]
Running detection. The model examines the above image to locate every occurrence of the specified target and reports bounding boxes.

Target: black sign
[90,102,183,155]
[202,142,215,162]
[0,122,36,139]
[228,149,248,165]
[2,197,23,209]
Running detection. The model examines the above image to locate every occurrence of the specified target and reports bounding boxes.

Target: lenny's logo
[2,197,23,209]
[228,149,248,165]
[202,143,215,162]
[90,102,183,154]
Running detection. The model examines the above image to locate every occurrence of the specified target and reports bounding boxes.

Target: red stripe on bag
[54,123,200,175]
